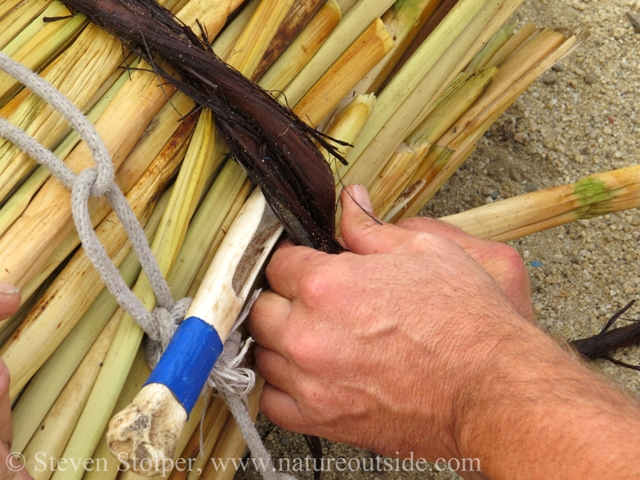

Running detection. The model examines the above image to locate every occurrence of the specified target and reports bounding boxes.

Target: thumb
[340,185,417,255]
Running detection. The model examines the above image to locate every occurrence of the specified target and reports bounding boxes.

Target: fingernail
[0,283,19,296]
[351,184,373,213]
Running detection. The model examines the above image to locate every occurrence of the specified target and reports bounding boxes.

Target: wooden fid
[106,189,283,476]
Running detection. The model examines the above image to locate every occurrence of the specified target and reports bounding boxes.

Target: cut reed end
[107,383,187,476]
[326,93,376,144]
[294,17,394,126]
[325,93,377,180]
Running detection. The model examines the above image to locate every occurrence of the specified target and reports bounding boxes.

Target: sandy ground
[236,1,640,478]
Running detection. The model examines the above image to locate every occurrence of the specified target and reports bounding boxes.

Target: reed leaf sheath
[228,0,296,80]
[14,94,195,304]
[22,312,123,480]
[259,0,342,92]
[253,0,326,81]
[0,7,87,103]
[0,0,241,289]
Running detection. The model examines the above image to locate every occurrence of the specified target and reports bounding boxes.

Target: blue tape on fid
[145,316,224,414]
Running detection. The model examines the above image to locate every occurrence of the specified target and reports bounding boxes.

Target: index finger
[266,243,330,300]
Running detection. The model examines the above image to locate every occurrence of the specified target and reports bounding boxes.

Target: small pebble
[514,132,529,144]
[280,436,291,447]
[490,190,499,200]
[552,63,566,72]
[584,74,597,85]
[542,72,558,85]
[525,182,539,192]
[613,26,627,39]
[531,278,543,292]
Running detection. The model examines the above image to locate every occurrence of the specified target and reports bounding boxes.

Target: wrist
[450,315,546,452]
[453,319,640,479]
[420,308,540,461]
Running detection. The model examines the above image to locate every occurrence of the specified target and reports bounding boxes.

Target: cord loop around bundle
[0,50,285,480]
[0,50,260,384]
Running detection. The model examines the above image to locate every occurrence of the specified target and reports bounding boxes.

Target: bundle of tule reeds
[0,0,638,478]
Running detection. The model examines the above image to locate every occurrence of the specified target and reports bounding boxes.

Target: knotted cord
[0,51,291,480]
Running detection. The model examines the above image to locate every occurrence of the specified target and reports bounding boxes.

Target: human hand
[0,284,31,480]
[394,216,535,323]
[248,185,539,465]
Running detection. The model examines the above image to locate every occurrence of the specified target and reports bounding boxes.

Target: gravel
[236,1,640,478]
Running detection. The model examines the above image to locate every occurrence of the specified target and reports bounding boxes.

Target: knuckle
[297,264,334,303]
[404,231,442,251]
[494,244,527,272]
[488,244,531,291]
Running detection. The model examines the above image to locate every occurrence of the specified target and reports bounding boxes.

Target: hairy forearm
[455,320,640,479]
